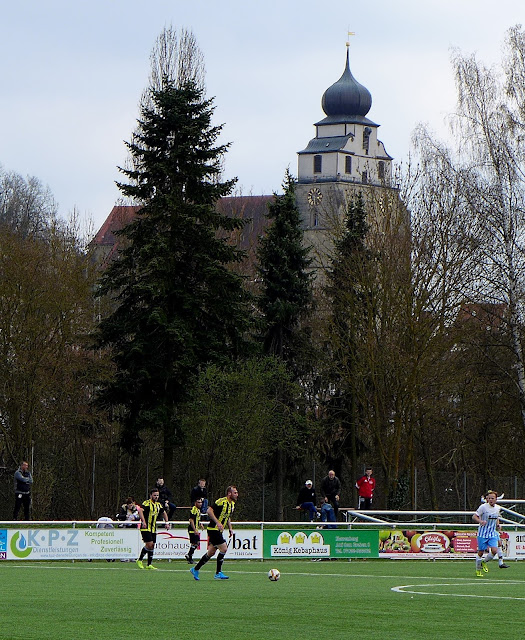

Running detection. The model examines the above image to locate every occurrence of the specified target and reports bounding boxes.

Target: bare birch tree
[448,26,525,436]
[140,25,205,109]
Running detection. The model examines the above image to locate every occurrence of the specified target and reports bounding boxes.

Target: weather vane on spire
[346,29,355,48]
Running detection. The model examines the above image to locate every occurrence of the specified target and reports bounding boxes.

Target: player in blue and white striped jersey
[473,490,501,577]
[480,492,509,569]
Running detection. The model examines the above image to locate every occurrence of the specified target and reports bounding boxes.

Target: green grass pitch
[1,559,524,639]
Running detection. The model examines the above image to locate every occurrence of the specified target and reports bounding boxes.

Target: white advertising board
[154,528,263,559]
[2,528,141,560]
[507,531,525,559]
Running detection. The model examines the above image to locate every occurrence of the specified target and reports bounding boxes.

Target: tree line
[1,26,525,521]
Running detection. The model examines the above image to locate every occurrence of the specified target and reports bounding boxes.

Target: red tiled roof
[455,302,507,331]
[91,197,274,268]
[92,205,141,246]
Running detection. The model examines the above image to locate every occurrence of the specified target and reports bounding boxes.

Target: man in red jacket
[356,467,375,510]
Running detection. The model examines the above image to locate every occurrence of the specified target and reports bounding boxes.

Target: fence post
[463,471,467,517]
[414,467,417,511]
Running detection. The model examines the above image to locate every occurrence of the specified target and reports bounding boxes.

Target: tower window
[361,171,368,184]
[378,161,385,182]
[362,127,371,154]
[345,156,352,174]
[313,155,322,174]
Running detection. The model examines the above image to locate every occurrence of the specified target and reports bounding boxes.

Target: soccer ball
[268,568,280,581]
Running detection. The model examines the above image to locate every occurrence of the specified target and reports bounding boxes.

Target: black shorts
[358,497,372,510]
[188,532,200,545]
[207,528,226,547]
[141,531,157,544]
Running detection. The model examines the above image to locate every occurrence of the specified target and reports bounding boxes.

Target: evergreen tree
[323,192,371,491]
[256,170,312,362]
[95,80,251,477]
[255,170,313,518]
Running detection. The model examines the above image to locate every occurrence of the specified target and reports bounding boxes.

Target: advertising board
[3,528,140,560]
[153,529,263,559]
[263,529,378,559]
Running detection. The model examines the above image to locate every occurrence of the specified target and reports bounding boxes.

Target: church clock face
[307,187,323,206]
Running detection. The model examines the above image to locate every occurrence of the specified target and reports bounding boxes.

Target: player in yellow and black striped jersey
[185,497,204,563]
[190,486,238,581]
[136,488,170,570]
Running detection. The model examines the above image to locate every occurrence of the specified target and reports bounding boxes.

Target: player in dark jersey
[185,497,204,563]
[190,485,238,580]
[136,488,170,570]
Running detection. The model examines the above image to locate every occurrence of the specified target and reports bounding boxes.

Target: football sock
[139,546,147,561]
[485,553,494,563]
[195,553,211,571]
[147,550,154,566]
[475,557,482,570]
[217,552,226,574]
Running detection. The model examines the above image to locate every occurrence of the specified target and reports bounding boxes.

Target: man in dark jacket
[155,478,176,520]
[296,480,318,522]
[13,461,33,520]
[320,470,341,518]
[190,478,209,514]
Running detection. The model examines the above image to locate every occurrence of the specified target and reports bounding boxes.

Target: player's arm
[162,506,171,529]
[473,512,486,526]
[137,505,147,529]
[189,514,198,535]
[207,505,223,531]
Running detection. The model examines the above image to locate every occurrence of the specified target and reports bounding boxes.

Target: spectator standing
[356,467,375,510]
[13,461,33,520]
[296,480,318,522]
[320,470,341,518]
[155,477,177,520]
[190,478,208,514]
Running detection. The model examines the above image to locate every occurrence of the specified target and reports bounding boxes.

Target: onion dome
[321,49,372,118]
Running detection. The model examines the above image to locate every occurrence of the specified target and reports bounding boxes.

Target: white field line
[1,563,524,585]
[392,582,525,600]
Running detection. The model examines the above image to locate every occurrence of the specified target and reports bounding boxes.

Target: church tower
[296,44,394,251]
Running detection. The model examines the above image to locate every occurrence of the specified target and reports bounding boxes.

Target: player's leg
[195,542,215,568]
[145,537,157,568]
[186,532,198,563]
[476,541,486,576]
[483,540,499,571]
[496,537,509,568]
[137,531,151,568]
[215,541,229,579]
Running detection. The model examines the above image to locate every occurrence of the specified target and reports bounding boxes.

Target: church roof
[90,196,274,270]
[321,48,372,119]
[297,135,352,154]
[314,114,377,127]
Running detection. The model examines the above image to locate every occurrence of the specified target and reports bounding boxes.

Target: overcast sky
[1,1,523,231]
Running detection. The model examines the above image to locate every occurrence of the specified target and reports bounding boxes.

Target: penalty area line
[392,582,525,601]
